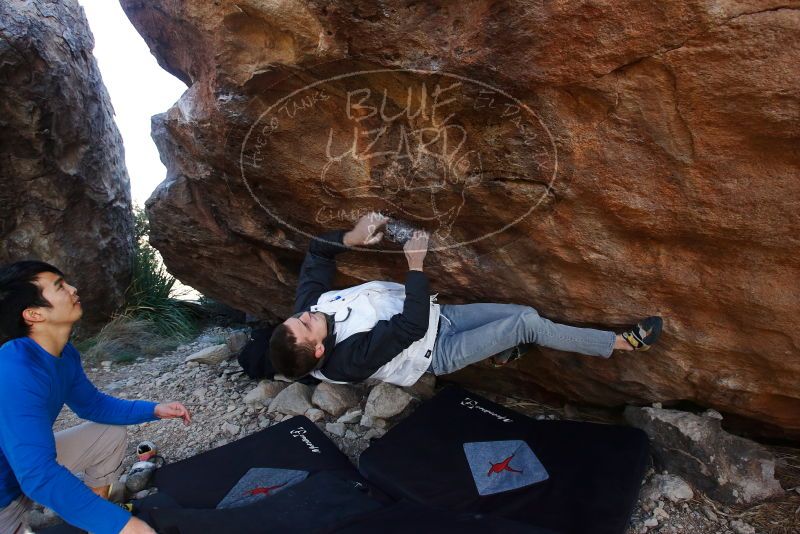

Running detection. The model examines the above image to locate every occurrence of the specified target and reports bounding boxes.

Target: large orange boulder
[120,0,800,438]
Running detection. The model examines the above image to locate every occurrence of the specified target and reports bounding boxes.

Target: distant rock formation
[0,0,134,332]
[121,1,800,438]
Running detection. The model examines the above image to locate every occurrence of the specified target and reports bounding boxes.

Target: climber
[0,261,192,534]
[269,212,662,385]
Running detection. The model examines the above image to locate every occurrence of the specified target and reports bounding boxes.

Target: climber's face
[283,311,327,348]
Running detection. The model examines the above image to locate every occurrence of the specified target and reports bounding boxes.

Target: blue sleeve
[65,346,158,425]
[293,229,349,313]
[0,366,132,534]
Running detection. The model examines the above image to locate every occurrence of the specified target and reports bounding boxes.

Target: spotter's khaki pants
[0,423,127,534]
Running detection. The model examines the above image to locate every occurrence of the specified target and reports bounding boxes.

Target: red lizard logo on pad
[246,482,287,496]
[487,454,523,476]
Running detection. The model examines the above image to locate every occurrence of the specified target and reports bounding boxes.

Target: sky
[78,0,186,207]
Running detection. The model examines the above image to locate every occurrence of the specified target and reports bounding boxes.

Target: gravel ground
[39,326,793,534]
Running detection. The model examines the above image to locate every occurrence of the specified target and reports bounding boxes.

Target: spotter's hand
[154,401,192,426]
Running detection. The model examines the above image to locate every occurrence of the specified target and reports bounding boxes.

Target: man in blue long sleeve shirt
[0,261,192,534]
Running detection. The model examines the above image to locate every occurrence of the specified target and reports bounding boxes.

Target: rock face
[0,0,134,332]
[625,406,784,504]
[121,1,800,437]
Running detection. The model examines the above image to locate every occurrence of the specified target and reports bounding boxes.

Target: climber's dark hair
[269,323,318,379]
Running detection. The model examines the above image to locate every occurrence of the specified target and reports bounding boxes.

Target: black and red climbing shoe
[621,316,663,351]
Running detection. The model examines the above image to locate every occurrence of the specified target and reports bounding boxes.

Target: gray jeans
[430,303,616,375]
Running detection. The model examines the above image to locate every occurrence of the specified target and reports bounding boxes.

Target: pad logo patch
[290,427,322,454]
[487,454,523,476]
[463,440,548,496]
[216,467,308,509]
[459,397,514,423]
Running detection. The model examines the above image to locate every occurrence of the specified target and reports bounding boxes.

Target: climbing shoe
[621,316,663,351]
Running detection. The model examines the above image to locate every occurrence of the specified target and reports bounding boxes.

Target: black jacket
[295,230,432,382]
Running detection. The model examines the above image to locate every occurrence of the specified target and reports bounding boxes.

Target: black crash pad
[326,499,560,534]
[153,415,373,509]
[147,471,384,533]
[358,386,650,534]
[39,416,383,533]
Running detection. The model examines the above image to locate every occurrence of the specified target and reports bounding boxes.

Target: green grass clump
[123,208,199,339]
[81,317,181,363]
[82,207,200,363]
